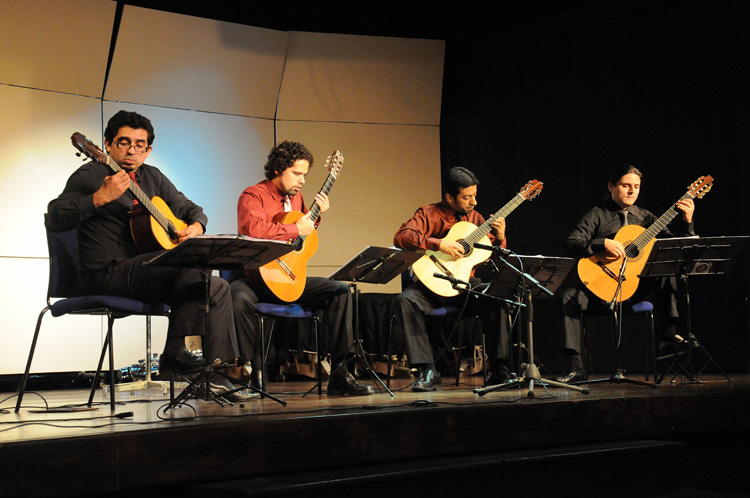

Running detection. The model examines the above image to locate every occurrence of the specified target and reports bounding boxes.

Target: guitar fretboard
[105,157,176,237]
[459,193,528,252]
[627,192,694,253]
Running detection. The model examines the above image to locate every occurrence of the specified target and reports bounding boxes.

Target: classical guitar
[71,132,187,252]
[412,180,544,297]
[258,150,344,302]
[577,175,713,303]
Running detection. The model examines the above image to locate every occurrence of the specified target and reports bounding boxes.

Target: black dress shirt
[565,198,695,259]
[47,161,207,272]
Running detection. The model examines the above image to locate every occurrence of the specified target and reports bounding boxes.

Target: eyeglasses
[113,139,150,154]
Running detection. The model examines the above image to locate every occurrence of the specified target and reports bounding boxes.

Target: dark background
[120,0,750,373]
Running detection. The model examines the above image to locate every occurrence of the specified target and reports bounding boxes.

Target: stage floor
[2,371,749,497]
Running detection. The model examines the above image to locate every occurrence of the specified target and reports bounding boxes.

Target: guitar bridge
[597,260,626,282]
[430,255,454,276]
[276,258,296,281]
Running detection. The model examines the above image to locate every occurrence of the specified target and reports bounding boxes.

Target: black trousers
[393,280,509,366]
[559,276,680,356]
[230,275,354,367]
[84,251,238,362]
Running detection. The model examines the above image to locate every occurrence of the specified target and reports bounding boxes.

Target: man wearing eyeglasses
[46,110,254,401]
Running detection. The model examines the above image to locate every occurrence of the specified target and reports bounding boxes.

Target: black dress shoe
[158,347,205,374]
[412,367,442,392]
[485,365,511,386]
[327,371,375,396]
[555,368,588,384]
[210,377,259,402]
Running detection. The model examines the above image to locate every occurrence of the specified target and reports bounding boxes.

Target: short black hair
[104,110,155,145]
[264,141,314,180]
[445,167,479,198]
[608,164,643,185]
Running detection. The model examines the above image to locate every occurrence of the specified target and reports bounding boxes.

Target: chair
[220,271,323,397]
[385,272,485,388]
[581,300,656,380]
[15,216,169,413]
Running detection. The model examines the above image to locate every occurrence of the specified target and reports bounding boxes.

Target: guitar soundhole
[625,244,639,259]
[459,239,472,256]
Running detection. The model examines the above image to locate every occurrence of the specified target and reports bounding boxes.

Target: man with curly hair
[229,141,374,395]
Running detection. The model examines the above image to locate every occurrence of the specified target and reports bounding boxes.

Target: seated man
[557,164,695,384]
[230,141,374,396]
[47,110,254,401]
[392,166,511,391]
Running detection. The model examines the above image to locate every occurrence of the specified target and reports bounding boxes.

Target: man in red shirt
[230,141,374,396]
[393,167,510,391]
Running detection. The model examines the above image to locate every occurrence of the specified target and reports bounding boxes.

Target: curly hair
[264,141,314,180]
[444,167,479,198]
[104,110,155,145]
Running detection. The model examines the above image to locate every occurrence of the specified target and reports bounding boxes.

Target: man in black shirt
[47,110,254,401]
[556,164,695,384]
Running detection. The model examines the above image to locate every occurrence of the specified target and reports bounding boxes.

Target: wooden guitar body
[411,222,493,297]
[576,224,653,303]
[257,210,319,302]
[128,196,187,252]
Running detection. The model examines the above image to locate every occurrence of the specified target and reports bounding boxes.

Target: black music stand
[328,246,423,396]
[146,235,294,408]
[475,255,589,397]
[642,236,748,384]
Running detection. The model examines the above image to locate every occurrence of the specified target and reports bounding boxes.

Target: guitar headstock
[325,150,344,178]
[71,132,106,163]
[687,175,713,199]
[519,179,543,200]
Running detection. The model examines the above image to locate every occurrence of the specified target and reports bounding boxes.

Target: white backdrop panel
[0,85,103,257]
[278,32,445,125]
[0,0,114,96]
[106,5,288,117]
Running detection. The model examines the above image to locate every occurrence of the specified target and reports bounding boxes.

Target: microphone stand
[432,277,522,381]
[475,251,589,397]
[576,257,657,388]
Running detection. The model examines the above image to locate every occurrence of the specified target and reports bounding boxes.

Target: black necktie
[619,210,629,227]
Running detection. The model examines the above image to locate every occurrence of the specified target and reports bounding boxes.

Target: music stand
[475,254,589,397]
[481,255,573,377]
[642,236,748,384]
[328,246,423,396]
[145,235,294,407]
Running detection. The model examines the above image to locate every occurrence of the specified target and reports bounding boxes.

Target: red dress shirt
[393,200,507,252]
[237,179,309,242]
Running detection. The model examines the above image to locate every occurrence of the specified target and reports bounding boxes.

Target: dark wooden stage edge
[1,375,749,497]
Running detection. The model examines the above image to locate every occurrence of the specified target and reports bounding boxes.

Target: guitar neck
[295,172,337,243]
[631,192,694,251]
[462,192,527,246]
[103,156,175,235]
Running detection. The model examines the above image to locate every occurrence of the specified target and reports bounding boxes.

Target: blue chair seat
[50,296,169,317]
[255,303,315,319]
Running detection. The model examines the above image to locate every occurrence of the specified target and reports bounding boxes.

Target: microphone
[608,258,628,311]
[473,243,512,256]
[433,272,470,287]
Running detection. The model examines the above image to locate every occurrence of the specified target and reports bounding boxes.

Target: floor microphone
[473,243,512,255]
[433,272,470,286]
